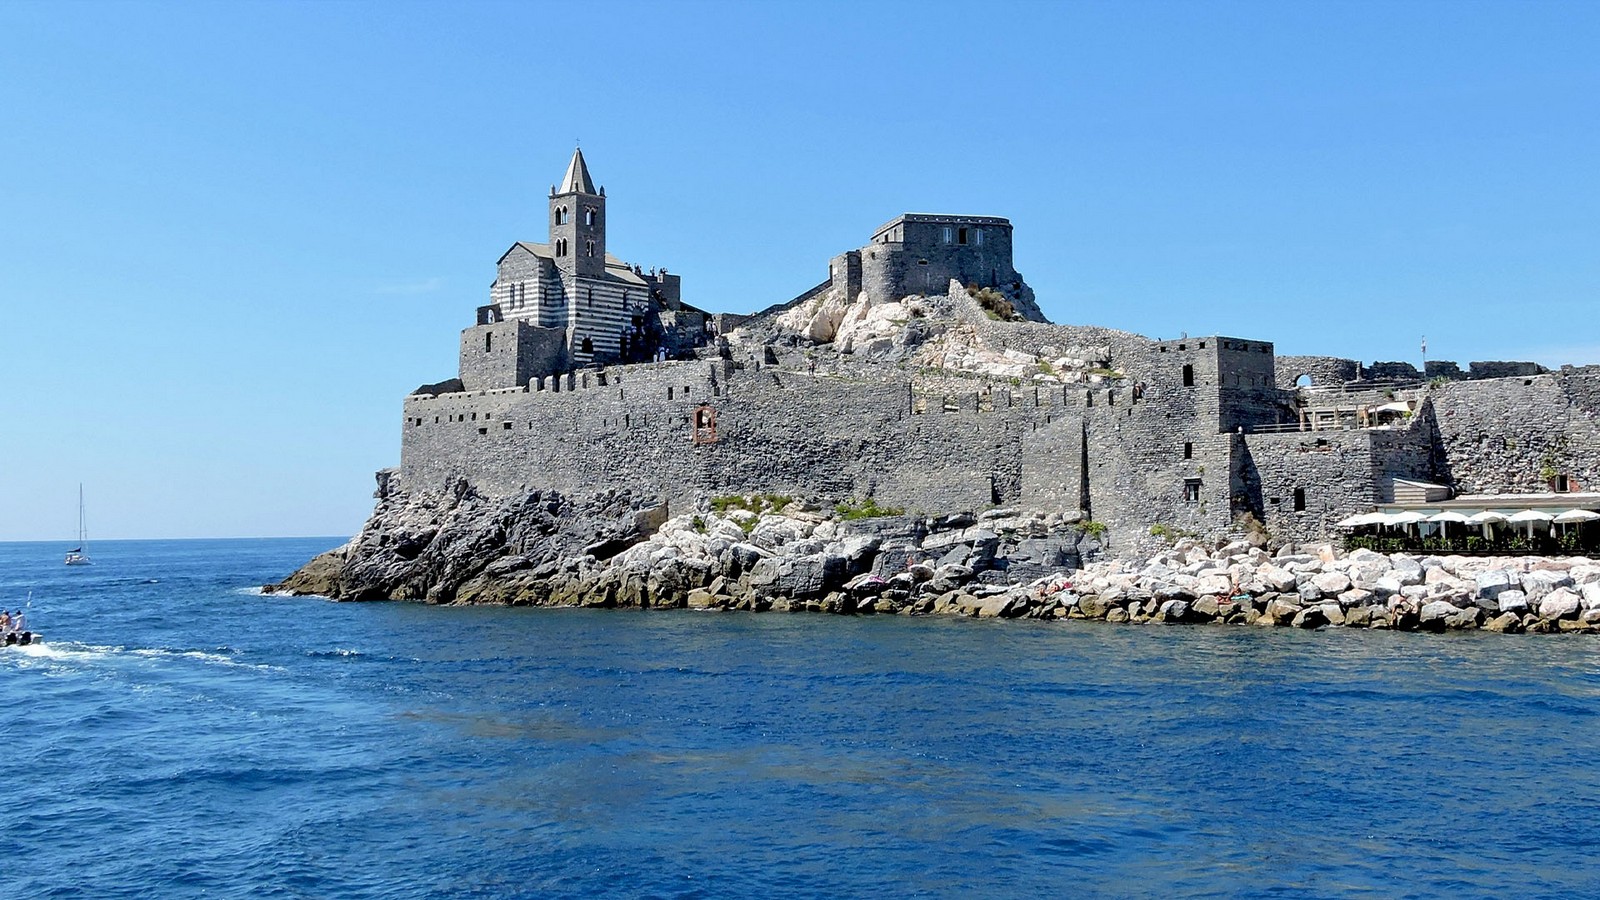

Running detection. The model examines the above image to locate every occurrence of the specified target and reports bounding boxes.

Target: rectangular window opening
[1293,488,1306,511]
[1183,478,1202,504]
[1183,441,1193,459]
[1182,364,1195,387]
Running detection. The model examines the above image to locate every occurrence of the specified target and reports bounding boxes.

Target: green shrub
[711,493,793,516]
[1081,520,1107,539]
[970,286,1016,321]
[834,497,904,520]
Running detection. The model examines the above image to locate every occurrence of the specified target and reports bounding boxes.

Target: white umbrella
[1553,509,1600,523]
[1428,510,1472,539]
[1508,509,1554,540]
[1382,510,1428,540]
[1336,512,1384,528]
[1468,510,1509,541]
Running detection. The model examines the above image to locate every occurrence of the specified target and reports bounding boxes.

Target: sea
[2,537,1599,899]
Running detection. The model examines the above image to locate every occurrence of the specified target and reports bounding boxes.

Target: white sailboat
[64,484,91,566]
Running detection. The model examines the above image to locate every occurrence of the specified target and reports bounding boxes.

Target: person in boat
[0,611,9,635]
[13,610,24,635]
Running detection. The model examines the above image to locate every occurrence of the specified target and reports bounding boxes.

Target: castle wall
[458,321,567,391]
[829,251,862,303]
[1020,417,1086,510]
[858,216,1019,301]
[1236,418,1438,542]
[401,356,1246,524]
[1430,374,1600,494]
[1275,355,1360,389]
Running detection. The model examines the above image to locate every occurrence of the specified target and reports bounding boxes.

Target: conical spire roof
[558,147,596,194]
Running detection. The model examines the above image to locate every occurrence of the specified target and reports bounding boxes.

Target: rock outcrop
[269,473,1097,613]
[271,475,1600,635]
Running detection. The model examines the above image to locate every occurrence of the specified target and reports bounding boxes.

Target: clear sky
[2,0,1597,541]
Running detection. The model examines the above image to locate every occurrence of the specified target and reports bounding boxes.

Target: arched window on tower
[585,240,595,257]
[584,207,596,226]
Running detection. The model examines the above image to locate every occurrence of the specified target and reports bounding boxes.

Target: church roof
[499,243,650,287]
[557,147,596,194]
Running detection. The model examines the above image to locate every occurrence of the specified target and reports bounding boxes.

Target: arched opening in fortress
[692,406,718,445]
[1295,373,1313,388]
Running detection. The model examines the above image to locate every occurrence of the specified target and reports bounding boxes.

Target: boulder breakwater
[270,477,1600,634]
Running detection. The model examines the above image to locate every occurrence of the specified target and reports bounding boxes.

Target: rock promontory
[270,474,1600,634]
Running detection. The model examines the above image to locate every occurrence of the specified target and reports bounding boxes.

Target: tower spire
[558,147,596,194]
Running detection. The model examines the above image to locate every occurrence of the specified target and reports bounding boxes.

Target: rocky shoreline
[269,473,1600,634]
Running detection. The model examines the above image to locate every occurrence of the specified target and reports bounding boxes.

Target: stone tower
[549,147,606,279]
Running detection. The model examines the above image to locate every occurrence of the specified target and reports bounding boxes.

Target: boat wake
[6,641,279,673]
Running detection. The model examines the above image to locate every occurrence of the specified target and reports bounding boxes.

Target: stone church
[461,149,709,389]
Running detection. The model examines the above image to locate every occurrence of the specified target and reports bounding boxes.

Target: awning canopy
[1371,401,1413,414]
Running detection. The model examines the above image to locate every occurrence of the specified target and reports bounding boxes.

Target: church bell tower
[549,147,606,279]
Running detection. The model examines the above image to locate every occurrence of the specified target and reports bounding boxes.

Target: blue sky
[2,0,1597,540]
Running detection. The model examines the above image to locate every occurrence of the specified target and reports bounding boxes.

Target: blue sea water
[3,538,1600,899]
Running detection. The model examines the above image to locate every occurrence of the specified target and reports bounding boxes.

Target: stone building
[402,159,1600,553]
[457,149,710,390]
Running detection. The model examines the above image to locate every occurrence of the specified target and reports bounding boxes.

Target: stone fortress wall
[397,152,1600,552]
[406,307,1600,548]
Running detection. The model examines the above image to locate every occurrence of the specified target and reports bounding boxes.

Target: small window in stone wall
[692,405,718,445]
[1293,488,1306,511]
[942,227,953,244]
[958,227,968,245]
[974,228,983,245]
[1182,364,1194,387]
[485,333,492,352]
[1183,441,1193,459]
[1183,478,1202,503]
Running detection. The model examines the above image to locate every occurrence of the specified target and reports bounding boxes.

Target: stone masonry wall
[403,359,1077,518]
[1430,374,1600,494]
[1275,355,1360,389]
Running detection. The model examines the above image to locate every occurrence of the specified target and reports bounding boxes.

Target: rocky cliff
[268,470,1097,613]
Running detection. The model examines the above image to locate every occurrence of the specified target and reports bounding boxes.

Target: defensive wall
[403,329,1600,547]
[1275,354,1549,390]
